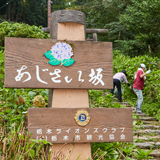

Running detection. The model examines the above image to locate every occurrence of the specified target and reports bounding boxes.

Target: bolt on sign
[28,108,133,143]
[5,37,113,89]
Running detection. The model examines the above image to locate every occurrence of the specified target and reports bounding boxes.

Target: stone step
[143,121,152,124]
[123,101,160,159]
[149,150,160,158]
[142,121,160,126]
[134,129,160,135]
[112,101,132,107]
[134,135,160,143]
[133,114,149,117]
[134,117,157,121]
[134,142,160,149]
[135,125,160,129]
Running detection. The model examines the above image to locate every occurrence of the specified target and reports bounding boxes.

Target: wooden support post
[49,10,91,160]
[93,33,97,41]
[48,0,51,27]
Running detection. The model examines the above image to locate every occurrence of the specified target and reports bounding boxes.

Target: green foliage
[68,0,160,57]
[0,50,4,86]
[112,50,160,120]
[0,88,48,130]
[156,109,160,121]
[0,0,67,26]
[91,142,137,159]
[0,21,49,49]
[0,0,47,26]
[133,148,153,160]
[0,123,52,159]
[142,103,160,120]
[67,0,132,42]
[117,0,160,56]
[1,0,160,56]
[89,90,122,108]
[120,145,135,156]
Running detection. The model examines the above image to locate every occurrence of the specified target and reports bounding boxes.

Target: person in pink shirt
[133,64,151,115]
[110,70,131,102]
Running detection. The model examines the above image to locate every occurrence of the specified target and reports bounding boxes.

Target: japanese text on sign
[15,65,105,86]
[35,127,126,142]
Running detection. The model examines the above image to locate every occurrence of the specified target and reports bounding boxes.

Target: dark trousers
[110,79,122,101]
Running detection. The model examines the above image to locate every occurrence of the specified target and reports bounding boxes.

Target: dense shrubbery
[0,21,49,50]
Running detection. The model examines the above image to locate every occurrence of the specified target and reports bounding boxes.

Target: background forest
[1,0,160,57]
[0,0,160,159]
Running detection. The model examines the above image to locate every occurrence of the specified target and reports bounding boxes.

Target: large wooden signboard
[28,108,133,143]
[5,37,113,89]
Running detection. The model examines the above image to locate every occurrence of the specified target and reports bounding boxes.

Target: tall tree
[68,0,132,42]
[69,0,160,57]
[0,0,48,26]
[24,0,48,26]
[117,0,160,56]
[0,0,67,26]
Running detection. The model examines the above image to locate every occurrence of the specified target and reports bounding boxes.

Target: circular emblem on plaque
[74,110,90,126]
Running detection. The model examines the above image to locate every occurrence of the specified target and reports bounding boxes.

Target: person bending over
[110,70,131,102]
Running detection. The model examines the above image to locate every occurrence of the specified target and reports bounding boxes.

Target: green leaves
[31,139,52,145]
[62,58,75,67]
[44,51,61,66]
[48,58,61,66]
[48,57,75,67]
[118,0,160,56]
[44,50,75,67]
[29,149,35,157]
[44,50,53,59]
[28,91,36,98]
[133,148,153,160]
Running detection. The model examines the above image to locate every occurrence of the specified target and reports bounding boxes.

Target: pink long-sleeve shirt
[113,72,129,84]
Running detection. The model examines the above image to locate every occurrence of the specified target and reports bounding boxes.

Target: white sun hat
[140,63,146,69]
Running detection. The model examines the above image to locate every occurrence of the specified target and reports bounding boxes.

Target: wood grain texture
[49,143,91,160]
[5,37,113,89]
[50,92,91,158]
[52,89,89,108]
[28,108,133,143]
[57,22,85,41]
[50,10,86,39]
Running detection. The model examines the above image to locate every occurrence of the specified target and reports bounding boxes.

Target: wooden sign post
[5,10,133,160]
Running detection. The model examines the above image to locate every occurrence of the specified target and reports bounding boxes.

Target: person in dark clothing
[110,70,131,102]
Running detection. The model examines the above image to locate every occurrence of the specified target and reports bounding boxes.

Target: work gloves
[146,70,151,74]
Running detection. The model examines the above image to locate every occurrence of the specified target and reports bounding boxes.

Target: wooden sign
[5,37,113,89]
[28,108,133,143]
